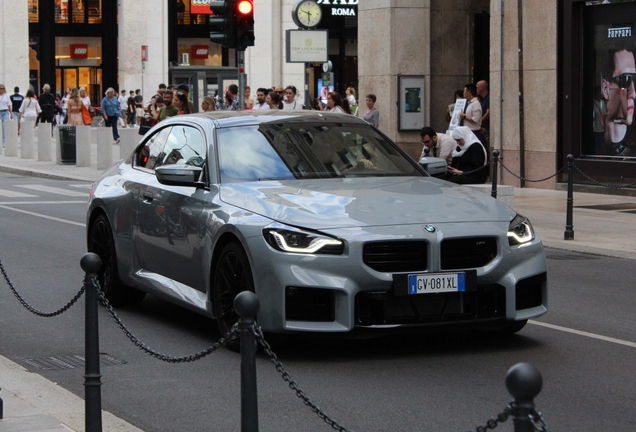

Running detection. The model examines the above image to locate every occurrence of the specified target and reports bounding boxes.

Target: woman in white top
[282,86,303,110]
[79,87,91,108]
[345,87,357,106]
[19,89,41,126]
[325,92,350,114]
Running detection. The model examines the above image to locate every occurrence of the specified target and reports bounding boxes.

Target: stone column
[358,0,430,160]
[490,0,557,189]
[20,121,35,159]
[37,122,52,161]
[0,1,29,92]
[118,0,168,99]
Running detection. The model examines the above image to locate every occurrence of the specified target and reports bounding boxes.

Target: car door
[137,123,211,292]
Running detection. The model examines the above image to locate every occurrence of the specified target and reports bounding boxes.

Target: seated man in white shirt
[251,88,271,111]
[419,126,456,164]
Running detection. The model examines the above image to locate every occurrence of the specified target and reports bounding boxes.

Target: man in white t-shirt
[118,89,128,127]
[251,88,271,111]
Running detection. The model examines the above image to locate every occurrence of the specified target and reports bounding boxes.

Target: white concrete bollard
[55,126,61,164]
[96,127,113,170]
[4,120,18,157]
[37,122,52,161]
[20,121,35,159]
[76,126,92,167]
[119,128,139,160]
[90,127,97,145]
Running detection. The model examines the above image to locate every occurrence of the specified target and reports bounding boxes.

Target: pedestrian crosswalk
[0,183,91,201]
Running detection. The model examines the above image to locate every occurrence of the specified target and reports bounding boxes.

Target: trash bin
[58,125,76,164]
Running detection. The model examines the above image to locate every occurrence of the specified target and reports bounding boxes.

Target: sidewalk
[1,128,635,431]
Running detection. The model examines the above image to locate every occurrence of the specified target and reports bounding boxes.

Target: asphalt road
[0,173,635,431]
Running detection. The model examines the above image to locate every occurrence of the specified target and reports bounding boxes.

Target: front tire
[88,214,146,306]
[213,242,255,350]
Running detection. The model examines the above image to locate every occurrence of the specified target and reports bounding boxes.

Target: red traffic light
[237,0,253,15]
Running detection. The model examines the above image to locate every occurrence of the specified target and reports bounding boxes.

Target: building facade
[1,0,634,188]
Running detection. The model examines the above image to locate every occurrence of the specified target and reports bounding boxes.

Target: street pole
[305,63,310,109]
[238,49,246,110]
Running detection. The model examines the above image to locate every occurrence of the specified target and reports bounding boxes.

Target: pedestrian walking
[18,89,42,128]
[363,94,379,128]
[101,88,121,142]
[127,90,137,127]
[38,84,56,125]
[0,84,13,146]
[282,86,303,110]
[10,87,23,122]
[66,88,84,126]
[118,89,128,127]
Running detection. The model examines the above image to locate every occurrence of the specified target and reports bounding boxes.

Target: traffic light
[209,0,236,48]
[235,0,255,50]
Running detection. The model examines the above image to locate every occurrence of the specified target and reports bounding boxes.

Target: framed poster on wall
[398,76,425,131]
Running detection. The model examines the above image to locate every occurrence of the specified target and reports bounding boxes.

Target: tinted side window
[137,127,172,170]
[159,125,207,168]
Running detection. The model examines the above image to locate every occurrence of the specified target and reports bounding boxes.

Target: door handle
[143,191,154,201]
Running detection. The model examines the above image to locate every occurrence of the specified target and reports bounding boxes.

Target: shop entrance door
[56,67,102,106]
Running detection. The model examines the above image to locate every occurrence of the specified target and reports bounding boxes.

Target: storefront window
[28,0,38,23]
[55,37,103,103]
[55,0,101,24]
[583,2,636,160]
[179,0,207,25]
[177,39,222,66]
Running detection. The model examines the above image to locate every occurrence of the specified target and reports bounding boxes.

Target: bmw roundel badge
[423,225,436,233]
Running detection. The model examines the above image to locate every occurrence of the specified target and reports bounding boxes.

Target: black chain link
[572,163,636,189]
[94,278,237,362]
[252,325,352,432]
[0,255,85,317]
[453,160,492,177]
[498,161,566,183]
[529,408,549,432]
[471,405,511,431]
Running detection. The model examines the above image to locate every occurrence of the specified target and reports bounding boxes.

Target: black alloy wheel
[88,214,146,306]
[213,242,255,350]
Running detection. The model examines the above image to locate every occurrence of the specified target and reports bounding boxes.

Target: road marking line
[0,188,39,198]
[69,184,92,189]
[529,320,636,348]
[0,205,85,227]
[16,184,88,197]
[0,200,86,205]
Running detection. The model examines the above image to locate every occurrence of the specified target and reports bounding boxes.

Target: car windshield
[216,122,422,183]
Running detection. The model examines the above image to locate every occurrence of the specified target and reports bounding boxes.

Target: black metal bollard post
[234,291,261,432]
[1,387,3,419]
[564,154,574,240]
[505,363,543,432]
[491,150,500,199]
[81,253,103,432]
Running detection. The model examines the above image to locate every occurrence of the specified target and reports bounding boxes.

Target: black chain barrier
[252,325,352,432]
[470,406,549,432]
[572,163,636,189]
[93,278,239,362]
[457,160,492,177]
[472,405,512,431]
[498,160,566,183]
[0,255,85,317]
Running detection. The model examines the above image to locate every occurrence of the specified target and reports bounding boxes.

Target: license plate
[408,273,465,294]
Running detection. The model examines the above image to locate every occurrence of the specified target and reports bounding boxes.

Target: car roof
[183,110,368,128]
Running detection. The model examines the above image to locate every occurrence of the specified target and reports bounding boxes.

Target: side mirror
[155,164,204,187]
[419,157,448,178]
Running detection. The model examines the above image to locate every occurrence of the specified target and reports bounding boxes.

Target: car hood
[219,177,516,229]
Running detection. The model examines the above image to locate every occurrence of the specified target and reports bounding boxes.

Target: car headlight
[507,214,535,246]
[263,224,344,254]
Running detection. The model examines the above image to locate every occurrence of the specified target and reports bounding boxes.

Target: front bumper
[245,222,547,333]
